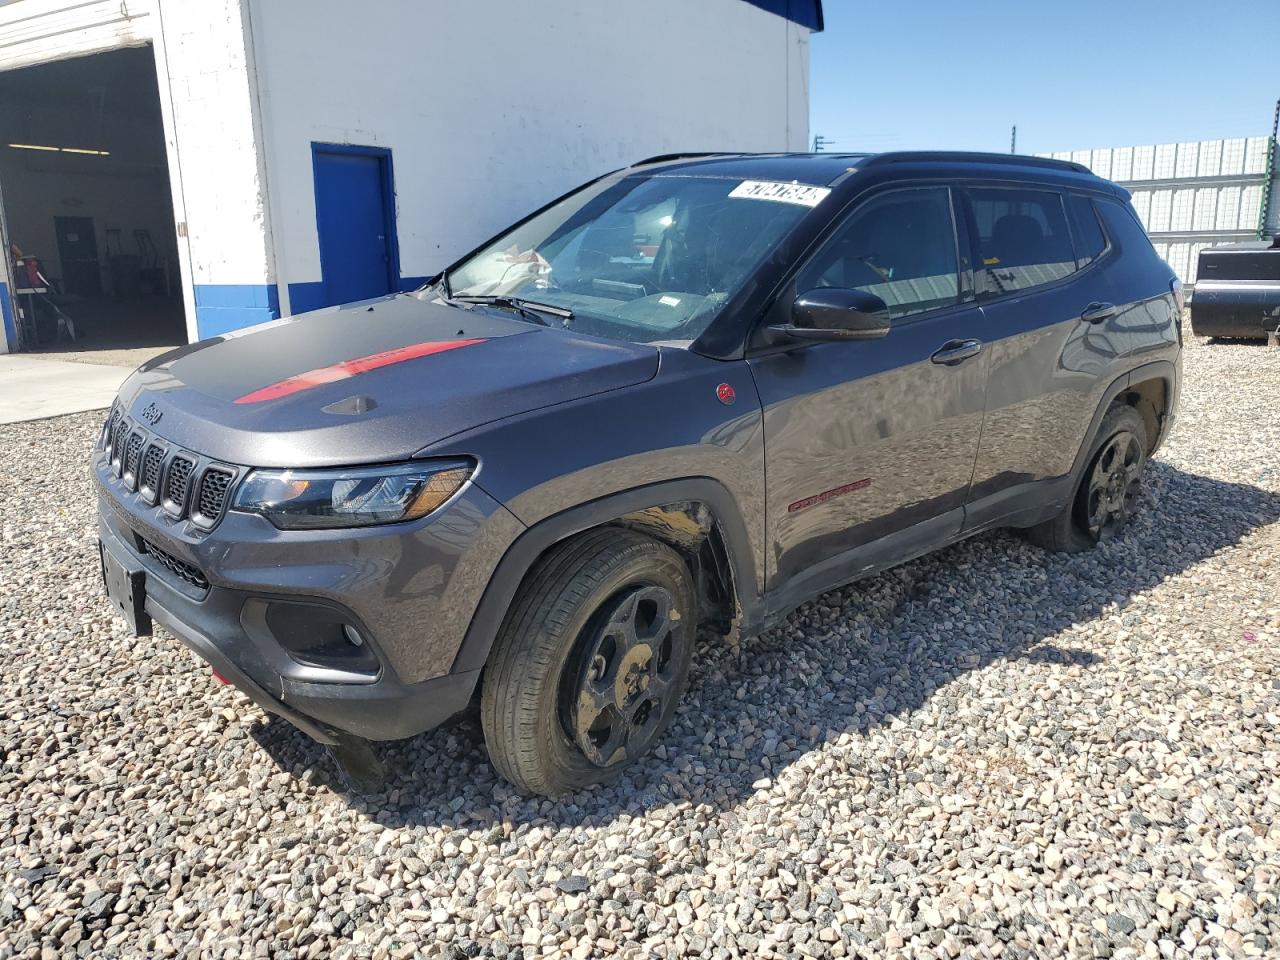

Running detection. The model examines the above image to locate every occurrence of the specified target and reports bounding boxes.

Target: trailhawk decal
[788,478,873,513]
[234,339,487,404]
[729,180,831,208]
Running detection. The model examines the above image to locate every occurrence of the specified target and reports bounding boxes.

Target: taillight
[1171,278,1184,313]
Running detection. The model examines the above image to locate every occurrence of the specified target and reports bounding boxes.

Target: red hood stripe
[234,338,487,404]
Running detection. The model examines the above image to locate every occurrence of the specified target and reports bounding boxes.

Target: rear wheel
[1027,404,1148,553]
[480,529,695,796]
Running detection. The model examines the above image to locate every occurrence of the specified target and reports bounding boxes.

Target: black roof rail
[631,152,749,166]
[860,151,1092,174]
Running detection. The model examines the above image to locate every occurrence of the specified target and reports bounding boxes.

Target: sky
[808,0,1278,156]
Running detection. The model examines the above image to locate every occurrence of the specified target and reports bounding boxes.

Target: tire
[480,528,696,796]
[1026,404,1149,553]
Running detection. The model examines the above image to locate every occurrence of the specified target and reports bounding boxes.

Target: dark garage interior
[0,45,186,354]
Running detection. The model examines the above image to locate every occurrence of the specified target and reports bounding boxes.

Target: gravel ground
[2,335,1279,959]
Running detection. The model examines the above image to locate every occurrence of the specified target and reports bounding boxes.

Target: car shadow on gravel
[247,462,1280,828]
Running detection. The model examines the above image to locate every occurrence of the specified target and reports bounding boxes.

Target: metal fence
[1036,137,1277,284]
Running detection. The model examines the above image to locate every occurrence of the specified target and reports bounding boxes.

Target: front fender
[449,477,763,674]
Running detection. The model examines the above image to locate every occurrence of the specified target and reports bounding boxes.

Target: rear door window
[1068,194,1108,268]
[966,186,1077,296]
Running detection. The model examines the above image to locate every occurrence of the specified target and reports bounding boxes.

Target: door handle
[1081,301,1117,324]
[930,339,983,365]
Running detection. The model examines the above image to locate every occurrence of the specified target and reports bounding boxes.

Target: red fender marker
[234,339,486,403]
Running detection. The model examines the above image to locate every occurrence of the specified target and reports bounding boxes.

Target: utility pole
[1010,125,1017,154]
[812,135,834,153]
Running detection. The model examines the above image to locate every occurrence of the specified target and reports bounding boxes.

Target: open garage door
[0,45,186,360]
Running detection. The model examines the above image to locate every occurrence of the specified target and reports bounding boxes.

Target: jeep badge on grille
[140,402,163,425]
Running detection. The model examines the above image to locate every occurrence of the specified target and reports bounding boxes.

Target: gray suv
[96,152,1182,796]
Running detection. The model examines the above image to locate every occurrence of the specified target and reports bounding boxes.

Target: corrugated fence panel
[1221,138,1248,175]
[1239,184,1263,230]
[1192,188,1217,231]
[1175,142,1199,178]
[1197,139,1223,177]
[1215,186,1242,230]
[1245,138,1269,175]
[1149,190,1173,232]
[1130,191,1152,228]
[1171,189,1195,231]
[1090,148,1112,180]
[1112,147,1133,182]
[1133,145,1156,181]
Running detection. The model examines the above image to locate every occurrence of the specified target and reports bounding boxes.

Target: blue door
[312,146,397,308]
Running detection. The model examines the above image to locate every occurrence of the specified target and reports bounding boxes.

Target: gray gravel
[2,334,1279,959]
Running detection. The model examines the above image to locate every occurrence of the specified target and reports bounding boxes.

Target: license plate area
[100,539,153,636]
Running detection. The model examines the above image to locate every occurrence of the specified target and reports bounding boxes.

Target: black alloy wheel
[561,584,687,768]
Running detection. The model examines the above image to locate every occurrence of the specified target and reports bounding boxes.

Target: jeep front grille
[99,411,238,531]
[194,468,234,526]
[110,417,130,475]
[122,432,145,489]
[164,455,195,513]
[140,444,166,502]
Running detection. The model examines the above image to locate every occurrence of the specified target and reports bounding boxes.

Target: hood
[117,295,658,467]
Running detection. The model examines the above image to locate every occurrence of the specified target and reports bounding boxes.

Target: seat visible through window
[968,187,1077,294]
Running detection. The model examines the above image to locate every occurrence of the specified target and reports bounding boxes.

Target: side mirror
[770,288,891,342]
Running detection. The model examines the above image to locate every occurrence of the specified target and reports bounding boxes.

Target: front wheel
[480,529,695,796]
[1027,404,1148,553]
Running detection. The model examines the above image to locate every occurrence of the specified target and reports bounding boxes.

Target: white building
[0,0,820,353]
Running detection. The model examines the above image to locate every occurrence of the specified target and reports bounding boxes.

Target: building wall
[1,0,814,348]
[1039,137,1277,284]
[151,0,277,337]
[246,0,812,316]
[0,0,278,345]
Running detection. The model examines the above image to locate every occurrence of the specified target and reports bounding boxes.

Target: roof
[742,1,823,31]
[631,151,1099,187]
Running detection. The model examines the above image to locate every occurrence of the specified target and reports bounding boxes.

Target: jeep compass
[95,151,1182,796]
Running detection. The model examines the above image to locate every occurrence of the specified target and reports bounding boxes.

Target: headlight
[232,460,473,529]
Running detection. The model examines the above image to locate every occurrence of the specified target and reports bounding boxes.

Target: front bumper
[95,446,523,742]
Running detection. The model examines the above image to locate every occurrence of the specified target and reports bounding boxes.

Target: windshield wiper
[450,294,573,327]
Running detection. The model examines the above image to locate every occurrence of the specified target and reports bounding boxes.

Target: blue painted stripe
[193,284,281,339]
[0,281,16,352]
[741,0,822,30]
[286,281,327,316]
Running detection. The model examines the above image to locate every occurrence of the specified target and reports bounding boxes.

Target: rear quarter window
[1068,194,1108,268]
[1096,198,1161,260]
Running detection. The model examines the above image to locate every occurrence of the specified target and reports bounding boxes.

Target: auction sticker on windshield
[728,180,831,207]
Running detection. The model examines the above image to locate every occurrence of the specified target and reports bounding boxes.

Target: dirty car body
[95,152,1182,787]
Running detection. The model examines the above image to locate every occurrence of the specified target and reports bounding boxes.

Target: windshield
[443,174,828,344]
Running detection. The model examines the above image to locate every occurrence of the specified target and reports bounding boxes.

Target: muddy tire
[480,528,695,796]
[1027,404,1148,553]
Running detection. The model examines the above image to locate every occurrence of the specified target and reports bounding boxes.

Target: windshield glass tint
[446,174,824,344]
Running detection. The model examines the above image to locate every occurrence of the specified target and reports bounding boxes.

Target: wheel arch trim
[1069,359,1176,488]
[451,478,761,675]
